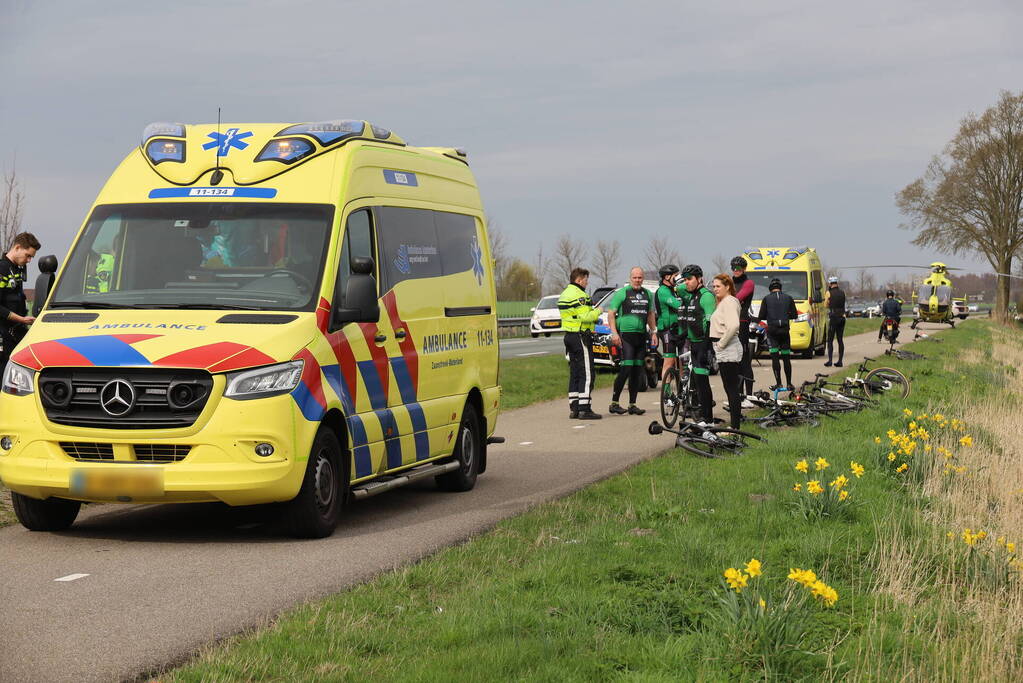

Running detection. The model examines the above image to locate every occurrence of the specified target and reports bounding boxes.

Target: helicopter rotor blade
[834,265,932,270]
[993,271,1023,279]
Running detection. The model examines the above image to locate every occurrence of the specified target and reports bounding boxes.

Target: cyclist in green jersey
[654,264,682,384]
[677,264,717,424]
[607,266,657,415]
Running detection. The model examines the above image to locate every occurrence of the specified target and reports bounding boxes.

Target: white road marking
[54,573,90,582]
[501,339,537,345]
[573,425,587,429]
[517,351,549,357]
[518,441,534,446]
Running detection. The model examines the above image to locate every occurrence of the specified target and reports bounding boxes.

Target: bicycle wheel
[864,367,911,399]
[677,427,763,458]
[660,368,683,428]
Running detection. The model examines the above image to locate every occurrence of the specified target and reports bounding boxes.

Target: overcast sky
[2,0,1021,289]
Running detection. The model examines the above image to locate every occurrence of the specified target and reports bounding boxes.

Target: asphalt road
[0,328,933,682]
[499,334,565,358]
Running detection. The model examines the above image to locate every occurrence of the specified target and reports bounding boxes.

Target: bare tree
[593,239,622,286]
[643,235,681,276]
[0,159,25,250]
[897,90,1023,322]
[533,242,552,294]
[487,218,509,295]
[552,234,588,287]
[710,252,729,276]
[854,269,876,298]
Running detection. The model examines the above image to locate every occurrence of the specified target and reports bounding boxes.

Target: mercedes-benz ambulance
[743,246,828,357]
[0,120,500,537]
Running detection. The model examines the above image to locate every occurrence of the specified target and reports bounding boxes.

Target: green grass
[167,323,1006,681]
[498,354,612,411]
[0,485,14,527]
[496,301,536,319]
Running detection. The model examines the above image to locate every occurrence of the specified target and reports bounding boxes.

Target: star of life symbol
[766,249,781,257]
[203,128,254,156]
[470,236,484,285]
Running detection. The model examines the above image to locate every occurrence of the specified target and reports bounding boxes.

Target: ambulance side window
[83,214,123,294]
[375,206,441,290]
[337,209,377,306]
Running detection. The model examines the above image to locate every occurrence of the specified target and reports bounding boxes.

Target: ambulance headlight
[255,138,314,164]
[2,363,36,397]
[275,120,365,145]
[224,360,304,400]
[146,139,185,164]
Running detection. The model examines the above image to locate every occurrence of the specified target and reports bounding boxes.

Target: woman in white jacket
[709,274,744,429]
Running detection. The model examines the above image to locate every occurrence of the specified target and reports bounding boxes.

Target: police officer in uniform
[558,267,602,419]
[0,233,41,370]
[824,276,846,367]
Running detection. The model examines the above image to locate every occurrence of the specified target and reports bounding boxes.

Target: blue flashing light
[142,122,185,142]
[146,139,185,164]
[276,120,366,146]
[255,138,315,164]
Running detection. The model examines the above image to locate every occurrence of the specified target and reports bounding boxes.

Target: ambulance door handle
[374,334,387,343]
[394,330,407,340]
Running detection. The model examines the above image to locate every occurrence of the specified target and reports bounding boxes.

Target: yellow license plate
[593,345,609,354]
[70,467,164,498]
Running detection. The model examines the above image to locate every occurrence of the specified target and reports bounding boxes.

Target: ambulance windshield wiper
[49,301,146,309]
[150,303,263,310]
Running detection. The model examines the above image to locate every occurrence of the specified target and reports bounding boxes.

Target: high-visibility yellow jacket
[558,282,601,332]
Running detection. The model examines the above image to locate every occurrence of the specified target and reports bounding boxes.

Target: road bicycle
[837,357,911,399]
[885,347,926,360]
[660,350,700,428]
[648,419,763,459]
[743,388,824,428]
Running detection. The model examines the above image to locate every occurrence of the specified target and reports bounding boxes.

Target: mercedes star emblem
[100,379,137,417]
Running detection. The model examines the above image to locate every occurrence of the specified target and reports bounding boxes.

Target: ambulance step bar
[351,460,461,500]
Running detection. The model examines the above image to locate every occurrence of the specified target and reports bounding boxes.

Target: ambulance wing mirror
[332,256,380,327]
[32,255,59,317]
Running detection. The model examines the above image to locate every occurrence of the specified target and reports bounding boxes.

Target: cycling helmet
[658,264,680,280]
[769,278,782,291]
[886,289,895,297]
[730,256,747,271]
[680,264,703,279]
[828,275,839,284]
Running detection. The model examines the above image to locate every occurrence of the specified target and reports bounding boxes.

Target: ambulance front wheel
[437,403,480,492]
[11,492,81,532]
[284,427,347,538]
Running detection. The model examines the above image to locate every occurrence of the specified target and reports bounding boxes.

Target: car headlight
[224,360,304,400]
[2,362,35,396]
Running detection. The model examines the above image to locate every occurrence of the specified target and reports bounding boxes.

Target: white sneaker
[741,399,756,409]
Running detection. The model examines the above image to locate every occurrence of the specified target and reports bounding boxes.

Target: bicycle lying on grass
[648,419,764,458]
[839,356,911,399]
[885,347,926,360]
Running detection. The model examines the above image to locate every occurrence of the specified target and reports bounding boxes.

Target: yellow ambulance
[0,120,500,537]
[744,246,828,357]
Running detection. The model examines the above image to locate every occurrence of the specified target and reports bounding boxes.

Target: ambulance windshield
[748,271,809,301]
[50,202,333,311]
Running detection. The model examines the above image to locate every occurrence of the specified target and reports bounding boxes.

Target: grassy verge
[498,354,611,411]
[167,321,1020,680]
[0,485,14,527]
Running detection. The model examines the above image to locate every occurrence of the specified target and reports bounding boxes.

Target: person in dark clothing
[0,232,40,371]
[678,264,716,424]
[757,278,798,391]
[607,266,657,415]
[878,290,902,343]
[731,256,755,399]
[824,276,846,367]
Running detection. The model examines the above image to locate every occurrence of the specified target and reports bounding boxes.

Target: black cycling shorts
[766,323,791,353]
[689,339,712,376]
[657,329,682,358]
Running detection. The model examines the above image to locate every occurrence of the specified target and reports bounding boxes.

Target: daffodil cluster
[723,558,763,593]
[790,459,860,518]
[946,529,1023,580]
[875,410,975,480]
[787,567,839,607]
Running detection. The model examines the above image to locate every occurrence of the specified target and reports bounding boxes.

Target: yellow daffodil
[815,457,830,471]
[759,598,766,609]
[745,558,763,577]
[896,463,909,473]
[918,413,928,420]
[788,568,817,587]
[795,459,809,473]
[1008,542,1017,555]
[829,474,849,489]
[839,490,849,501]
[724,567,749,592]
[903,408,913,417]
[924,444,932,453]
[807,480,824,495]
[908,421,917,431]
[947,531,955,539]
[793,483,802,492]
[810,581,839,607]
[933,413,944,422]
[997,537,1006,546]
[850,462,865,478]
[888,453,896,462]
[959,435,974,447]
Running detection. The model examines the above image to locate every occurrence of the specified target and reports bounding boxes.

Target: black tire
[437,403,481,492]
[677,427,763,458]
[660,368,683,428]
[284,427,346,538]
[544,332,551,337]
[864,367,911,399]
[11,492,81,531]
[531,333,539,338]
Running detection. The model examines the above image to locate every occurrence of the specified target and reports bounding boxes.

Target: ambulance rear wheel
[437,404,480,492]
[11,492,81,531]
[284,427,346,538]
[531,333,539,338]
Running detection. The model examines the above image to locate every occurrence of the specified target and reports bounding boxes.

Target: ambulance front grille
[39,368,213,430]
[133,444,192,462]
[60,442,114,461]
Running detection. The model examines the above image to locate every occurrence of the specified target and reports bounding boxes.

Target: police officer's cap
[658,264,680,279]
[730,256,747,271]
[680,264,703,279]
[769,278,782,290]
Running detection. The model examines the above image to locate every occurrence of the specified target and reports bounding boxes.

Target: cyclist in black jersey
[756,278,797,391]
[607,266,657,415]
[824,276,846,367]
